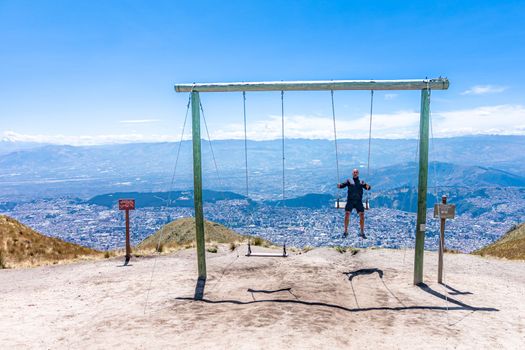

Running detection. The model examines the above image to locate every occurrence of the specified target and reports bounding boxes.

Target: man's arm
[337,180,349,189]
[360,180,371,190]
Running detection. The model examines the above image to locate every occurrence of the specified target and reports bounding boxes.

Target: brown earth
[1,245,523,349]
[474,223,525,260]
[0,215,103,268]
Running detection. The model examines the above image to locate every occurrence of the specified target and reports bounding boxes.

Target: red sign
[119,199,135,210]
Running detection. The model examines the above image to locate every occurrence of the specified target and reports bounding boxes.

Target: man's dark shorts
[345,199,365,213]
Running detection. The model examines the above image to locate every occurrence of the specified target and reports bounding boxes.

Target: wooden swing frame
[174,78,449,285]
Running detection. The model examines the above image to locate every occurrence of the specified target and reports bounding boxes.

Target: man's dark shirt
[339,176,371,202]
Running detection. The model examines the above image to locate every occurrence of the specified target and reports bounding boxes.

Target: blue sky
[0,0,524,144]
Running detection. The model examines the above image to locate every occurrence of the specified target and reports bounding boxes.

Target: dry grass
[334,246,359,255]
[302,246,314,253]
[0,215,103,268]
[0,249,6,269]
[473,223,525,260]
[137,217,273,254]
[206,245,218,253]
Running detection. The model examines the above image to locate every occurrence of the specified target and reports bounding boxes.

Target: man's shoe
[343,231,348,238]
[360,230,367,239]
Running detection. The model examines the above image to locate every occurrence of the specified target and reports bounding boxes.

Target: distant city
[1,136,524,253]
[1,192,520,253]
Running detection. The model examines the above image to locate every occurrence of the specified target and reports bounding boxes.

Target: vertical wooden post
[438,196,447,284]
[413,88,430,285]
[125,209,131,261]
[191,91,207,280]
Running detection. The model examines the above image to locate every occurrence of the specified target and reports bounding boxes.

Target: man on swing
[337,168,371,238]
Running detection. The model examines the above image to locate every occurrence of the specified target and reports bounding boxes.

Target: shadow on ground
[178,268,499,313]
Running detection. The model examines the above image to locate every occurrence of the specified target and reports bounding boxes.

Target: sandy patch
[1,246,524,349]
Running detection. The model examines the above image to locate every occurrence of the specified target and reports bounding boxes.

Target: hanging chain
[199,100,223,188]
[281,90,285,201]
[367,90,374,179]
[167,93,191,205]
[331,90,341,186]
[243,91,249,197]
[145,92,191,315]
[331,90,342,208]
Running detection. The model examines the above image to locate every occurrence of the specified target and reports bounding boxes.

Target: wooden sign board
[433,204,455,219]
[119,199,135,210]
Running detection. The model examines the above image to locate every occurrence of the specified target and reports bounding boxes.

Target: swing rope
[366,90,374,179]
[199,100,223,188]
[281,90,286,202]
[331,90,342,209]
[365,90,374,208]
[243,91,249,197]
[427,85,451,322]
[243,91,287,257]
[144,92,192,315]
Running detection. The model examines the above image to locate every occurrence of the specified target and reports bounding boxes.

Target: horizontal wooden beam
[174,78,449,93]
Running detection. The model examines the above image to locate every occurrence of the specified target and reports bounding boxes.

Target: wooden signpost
[433,195,455,283]
[119,199,135,265]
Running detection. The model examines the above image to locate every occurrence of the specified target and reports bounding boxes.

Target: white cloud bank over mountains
[2,104,524,145]
[211,104,525,140]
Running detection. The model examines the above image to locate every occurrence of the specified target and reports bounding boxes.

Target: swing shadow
[439,283,473,296]
[180,270,498,313]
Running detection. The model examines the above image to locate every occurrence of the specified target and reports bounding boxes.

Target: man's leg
[358,211,366,238]
[344,211,350,235]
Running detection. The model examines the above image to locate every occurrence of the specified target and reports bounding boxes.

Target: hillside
[137,217,269,251]
[473,223,525,260]
[0,215,102,268]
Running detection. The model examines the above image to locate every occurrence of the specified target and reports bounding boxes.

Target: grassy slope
[473,223,525,260]
[0,215,102,268]
[137,217,271,252]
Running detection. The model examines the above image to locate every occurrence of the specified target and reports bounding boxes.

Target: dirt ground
[1,246,524,349]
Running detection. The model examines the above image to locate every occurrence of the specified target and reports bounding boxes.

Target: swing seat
[334,200,346,209]
[246,242,288,257]
[334,199,370,210]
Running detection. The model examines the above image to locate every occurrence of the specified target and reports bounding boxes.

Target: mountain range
[1,136,524,200]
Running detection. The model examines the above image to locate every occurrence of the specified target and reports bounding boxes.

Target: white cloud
[384,93,398,100]
[461,85,508,95]
[1,131,179,146]
[212,104,525,140]
[212,111,421,140]
[431,104,525,137]
[3,104,524,144]
[119,119,160,124]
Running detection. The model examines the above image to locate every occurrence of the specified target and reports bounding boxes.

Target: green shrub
[348,247,359,255]
[229,242,237,252]
[207,245,218,253]
[157,243,164,253]
[335,246,347,254]
[104,251,110,259]
[302,246,313,253]
[253,237,263,246]
[334,246,359,255]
